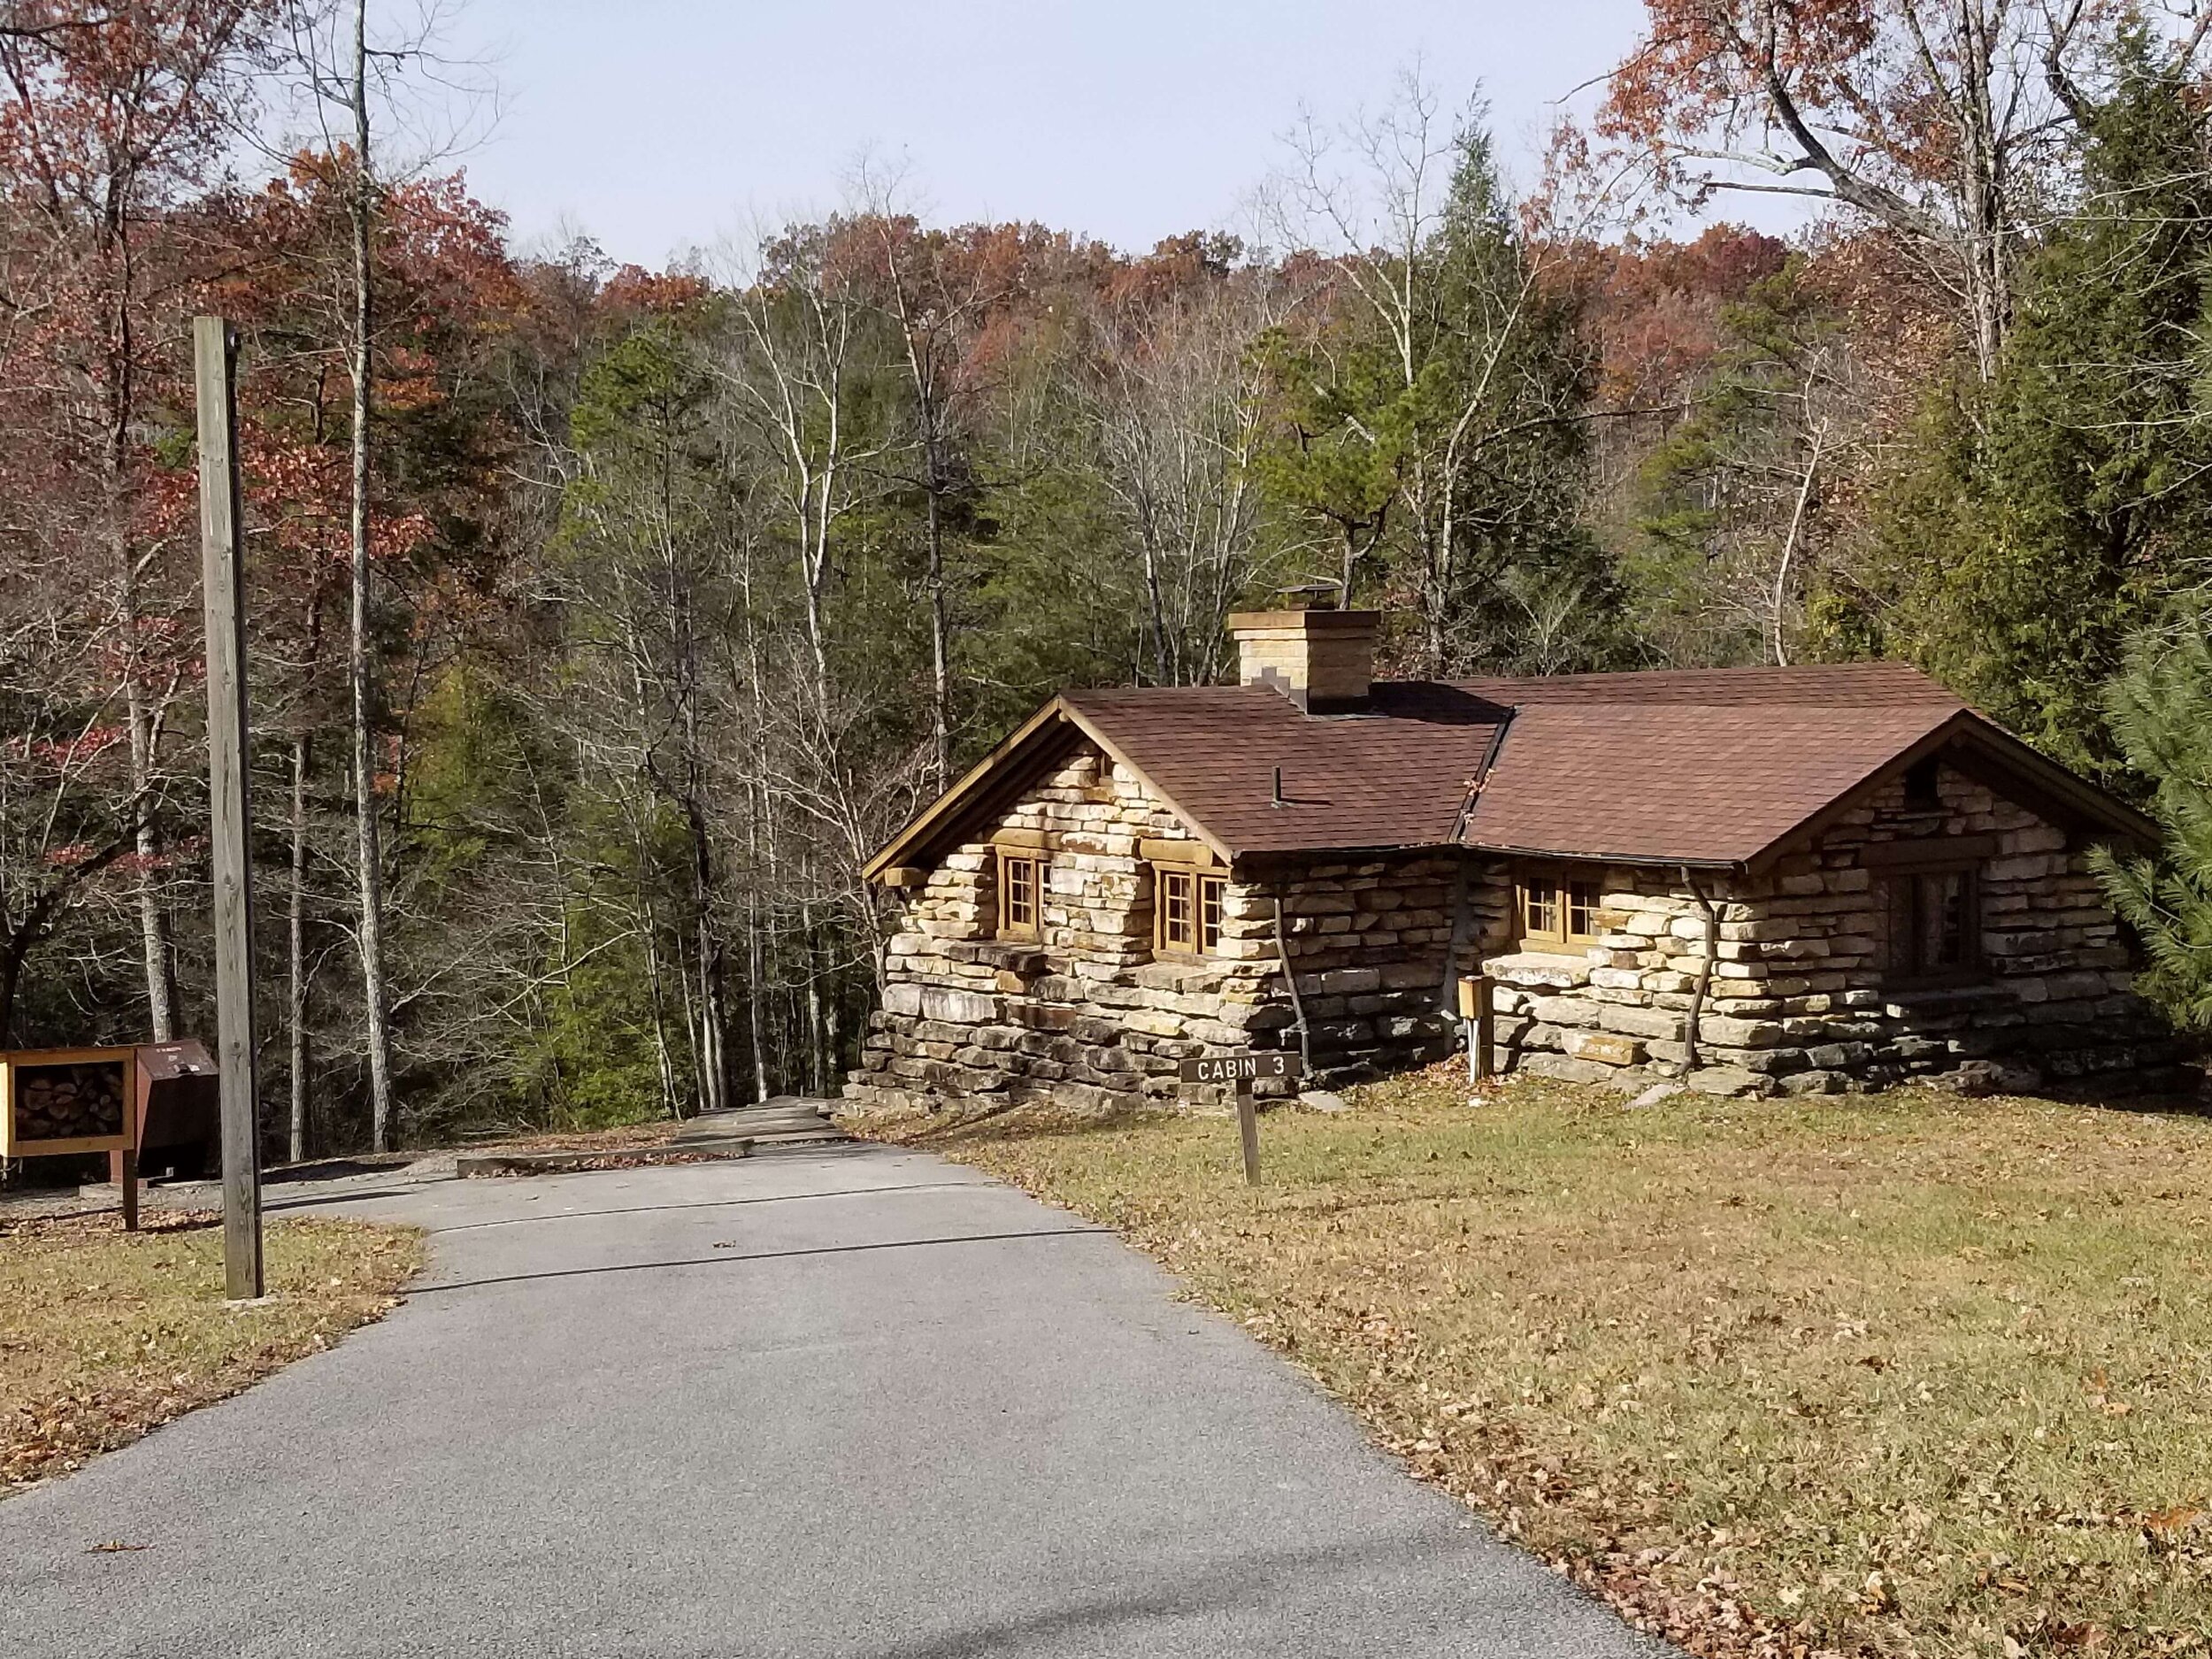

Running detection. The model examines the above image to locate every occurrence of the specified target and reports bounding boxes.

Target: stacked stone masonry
[1485,764,2180,1098]
[847,742,1486,1117]
[851,749,2177,1116]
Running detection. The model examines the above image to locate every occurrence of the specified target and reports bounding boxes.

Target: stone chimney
[1225,604,1381,713]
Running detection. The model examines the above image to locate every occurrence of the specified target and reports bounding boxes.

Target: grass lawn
[850,1076,2212,1657]
[1,1211,422,1495]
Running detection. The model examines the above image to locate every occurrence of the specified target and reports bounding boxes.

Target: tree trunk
[695,917,728,1116]
[747,896,769,1103]
[348,0,398,1152]
[122,557,177,1043]
[640,883,681,1119]
[800,894,825,1097]
[926,483,950,792]
[288,729,312,1164]
[103,237,176,1041]
[1422,518,1448,679]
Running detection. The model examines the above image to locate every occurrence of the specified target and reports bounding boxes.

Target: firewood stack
[11,1062,127,1143]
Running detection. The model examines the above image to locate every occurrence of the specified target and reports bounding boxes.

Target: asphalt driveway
[0,1142,1664,1658]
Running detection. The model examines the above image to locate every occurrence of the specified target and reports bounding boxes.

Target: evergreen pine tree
[1859,31,2212,774]
[2091,614,2212,1029]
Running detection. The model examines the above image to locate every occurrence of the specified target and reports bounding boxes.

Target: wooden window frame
[1154,865,1227,957]
[1882,863,1983,987]
[1514,868,1602,953]
[997,849,1044,941]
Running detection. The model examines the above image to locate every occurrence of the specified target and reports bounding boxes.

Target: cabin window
[1885,865,1980,982]
[1903,757,1942,810]
[1156,866,1227,956]
[1516,870,1601,951]
[998,851,1044,941]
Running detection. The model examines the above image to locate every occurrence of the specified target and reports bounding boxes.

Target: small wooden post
[196,316,263,1302]
[1460,974,1495,1083]
[1235,1084,1261,1187]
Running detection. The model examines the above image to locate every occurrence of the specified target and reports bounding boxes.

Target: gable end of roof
[861,696,1238,882]
[1742,709,2162,872]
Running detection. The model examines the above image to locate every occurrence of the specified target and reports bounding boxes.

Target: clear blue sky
[437,0,1685,266]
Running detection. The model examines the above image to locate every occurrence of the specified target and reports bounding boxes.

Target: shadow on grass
[846,1062,2212,1158]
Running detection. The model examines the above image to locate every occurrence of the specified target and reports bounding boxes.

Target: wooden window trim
[1883,862,1984,987]
[1514,868,1602,954]
[997,849,1044,941]
[1861,833,1997,872]
[1154,865,1226,957]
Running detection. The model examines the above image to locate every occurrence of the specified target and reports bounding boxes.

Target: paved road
[0,1143,1664,1658]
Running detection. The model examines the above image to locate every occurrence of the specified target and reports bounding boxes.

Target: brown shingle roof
[1067,664,1979,864]
[1460,701,1961,865]
[868,662,2152,878]
[1451,661,1966,709]
[1444,663,1970,864]
[1061,681,1507,857]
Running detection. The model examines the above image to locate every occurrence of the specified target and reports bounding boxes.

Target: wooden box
[1,1047,138,1158]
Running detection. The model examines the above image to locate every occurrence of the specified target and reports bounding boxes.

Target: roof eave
[861,697,1076,882]
[862,695,1246,882]
[1460,841,1744,872]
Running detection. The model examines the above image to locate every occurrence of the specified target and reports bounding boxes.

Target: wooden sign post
[195,316,264,1302]
[1458,974,1495,1083]
[1179,1050,1303,1187]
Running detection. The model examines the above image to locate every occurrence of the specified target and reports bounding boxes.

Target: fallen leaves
[2,1211,422,1496]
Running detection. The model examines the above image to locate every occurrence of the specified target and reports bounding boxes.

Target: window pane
[1566,881,1599,939]
[1199,876,1225,953]
[1004,856,1035,931]
[1523,881,1557,936]
[1886,878,1916,972]
[1161,870,1194,950]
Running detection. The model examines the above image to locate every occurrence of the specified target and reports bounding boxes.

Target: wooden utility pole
[195,315,264,1302]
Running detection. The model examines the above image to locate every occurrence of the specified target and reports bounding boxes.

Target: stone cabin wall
[1485,761,2177,1096]
[846,741,1479,1116]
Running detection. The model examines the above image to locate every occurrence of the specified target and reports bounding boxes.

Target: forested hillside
[3,2,2207,1149]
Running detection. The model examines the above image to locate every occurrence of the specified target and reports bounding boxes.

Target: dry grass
[849,1077,2212,1658]
[1,1210,422,1494]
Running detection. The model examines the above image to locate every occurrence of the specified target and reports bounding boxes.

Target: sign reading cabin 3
[1179,1051,1302,1088]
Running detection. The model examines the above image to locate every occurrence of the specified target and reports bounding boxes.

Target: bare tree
[1079,265,1301,684]
[1596,0,2212,375]
[276,0,495,1149]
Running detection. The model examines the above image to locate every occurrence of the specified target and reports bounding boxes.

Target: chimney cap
[1277,580,1341,611]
